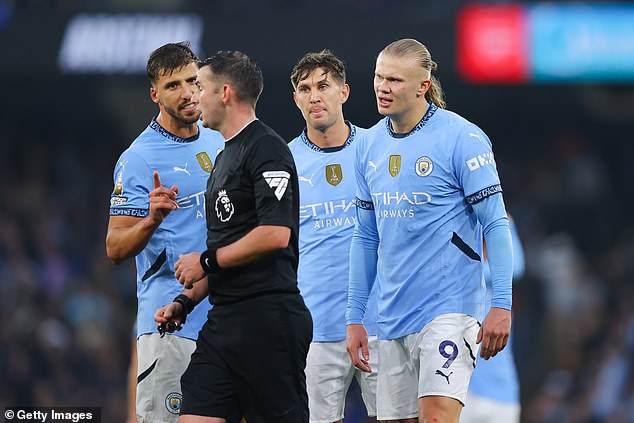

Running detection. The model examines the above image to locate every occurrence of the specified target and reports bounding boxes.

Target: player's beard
[165,104,201,126]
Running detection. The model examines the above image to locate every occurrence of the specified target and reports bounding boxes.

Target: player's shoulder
[432,108,491,147]
[252,120,288,147]
[354,118,387,152]
[117,130,153,168]
[198,124,225,145]
[348,122,368,139]
[287,132,304,153]
[433,108,481,133]
[126,124,161,153]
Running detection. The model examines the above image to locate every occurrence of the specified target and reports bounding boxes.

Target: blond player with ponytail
[346,39,514,423]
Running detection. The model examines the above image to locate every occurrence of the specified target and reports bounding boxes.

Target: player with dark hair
[106,41,224,423]
[172,50,312,423]
[289,49,381,423]
[346,38,514,423]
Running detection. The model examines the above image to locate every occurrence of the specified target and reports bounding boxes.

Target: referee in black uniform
[172,51,313,423]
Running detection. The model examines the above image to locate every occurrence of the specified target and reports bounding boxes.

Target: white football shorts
[376,314,480,420]
[136,333,197,423]
[305,336,378,422]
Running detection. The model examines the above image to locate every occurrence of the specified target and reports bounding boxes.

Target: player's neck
[221,105,257,141]
[306,118,349,149]
[390,101,429,134]
[155,113,198,139]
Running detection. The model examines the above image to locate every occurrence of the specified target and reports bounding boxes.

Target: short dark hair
[146,41,199,85]
[199,51,264,107]
[290,49,346,89]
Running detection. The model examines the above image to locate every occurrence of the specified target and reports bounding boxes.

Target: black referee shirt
[204,120,300,305]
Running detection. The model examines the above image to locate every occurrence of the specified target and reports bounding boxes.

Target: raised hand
[148,170,179,225]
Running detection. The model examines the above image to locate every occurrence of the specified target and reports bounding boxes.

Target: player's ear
[292,91,299,108]
[340,83,350,104]
[150,86,160,104]
[417,79,431,98]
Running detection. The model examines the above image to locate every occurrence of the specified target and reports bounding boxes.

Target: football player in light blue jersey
[346,39,514,423]
[289,50,381,423]
[106,42,224,423]
[462,218,525,423]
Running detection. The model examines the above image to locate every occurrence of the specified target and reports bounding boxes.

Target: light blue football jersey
[110,118,224,340]
[355,104,504,340]
[289,123,377,341]
[469,220,525,403]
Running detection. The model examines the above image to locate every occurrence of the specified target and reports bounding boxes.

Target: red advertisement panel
[457,4,529,83]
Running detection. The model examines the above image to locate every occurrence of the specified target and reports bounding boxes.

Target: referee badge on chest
[389,155,401,177]
[325,164,342,186]
[215,189,235,222]
[415,156,433,177]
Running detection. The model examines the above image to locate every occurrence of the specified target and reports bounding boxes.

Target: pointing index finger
[153,170,162,190]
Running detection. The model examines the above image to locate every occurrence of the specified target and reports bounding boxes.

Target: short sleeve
[452,124,502,205]
[248,136,296,227]
[109,150,153,217]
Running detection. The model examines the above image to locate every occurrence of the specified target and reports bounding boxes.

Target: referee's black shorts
[180,293,313,423]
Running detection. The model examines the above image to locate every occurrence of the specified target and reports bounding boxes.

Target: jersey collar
[149,117,200,143]
[386,103,438,139]
[300,121,356,153]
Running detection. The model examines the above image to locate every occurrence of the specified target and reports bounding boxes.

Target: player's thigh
[137,333,197,422]
[306,340,355,423]
[415,314,479,406]
[461,394,520,423]
[376,338,419,421]
[354,336,379,417]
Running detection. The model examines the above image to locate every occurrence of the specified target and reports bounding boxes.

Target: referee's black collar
[149,117,200,143]
[299,121,356,153]
[386,103,438,139]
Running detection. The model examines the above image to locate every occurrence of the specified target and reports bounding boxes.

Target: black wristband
[173,294,195,315]
[200,249,221,274]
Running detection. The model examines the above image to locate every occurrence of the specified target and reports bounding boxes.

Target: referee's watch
[200,249,221,274]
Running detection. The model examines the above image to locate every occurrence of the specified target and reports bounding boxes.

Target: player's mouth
[377,96,392,107]
[309,107,325,115]
[180,102,198,112]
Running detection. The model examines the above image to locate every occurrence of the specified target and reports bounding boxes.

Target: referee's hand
[346,324,372,373]
[175,252,205,289]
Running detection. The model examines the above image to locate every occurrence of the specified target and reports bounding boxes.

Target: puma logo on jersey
[435,370,453,384]
[263,171,290,200]
[469,132,484,141]
[173,163,191,175]
[368,161,378,172]
[298,176,314,187]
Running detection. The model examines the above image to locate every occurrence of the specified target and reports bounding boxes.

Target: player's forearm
[472,194,513,309]
[485,222,513,310]
[106,217,159,264]
[213,225,290,268]
[346,206,379,325]
[181,277,209,305]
